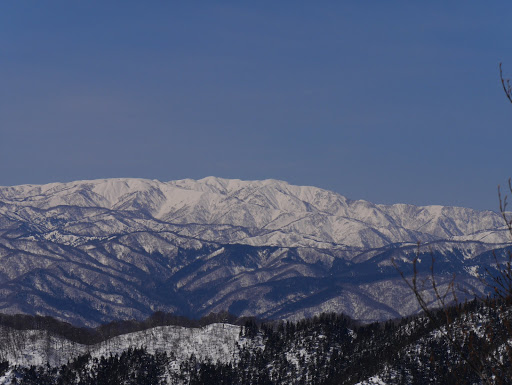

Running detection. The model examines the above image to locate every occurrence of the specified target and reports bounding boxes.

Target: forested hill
[0,298,510,384]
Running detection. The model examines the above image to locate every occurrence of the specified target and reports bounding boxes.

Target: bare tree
[393,64,512,384]
[500,63,512,105]
[393,251,495,385]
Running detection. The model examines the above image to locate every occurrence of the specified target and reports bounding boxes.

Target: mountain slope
[0,177,509,326]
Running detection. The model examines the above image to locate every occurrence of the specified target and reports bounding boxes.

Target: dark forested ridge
[0,311,247,346]
[0,298,510,384]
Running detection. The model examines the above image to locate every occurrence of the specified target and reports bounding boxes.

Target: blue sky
[1,2,511,210]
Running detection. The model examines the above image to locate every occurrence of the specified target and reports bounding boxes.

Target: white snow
[0,177,508,249]
[355,376,387,385]
[0,323,244,368]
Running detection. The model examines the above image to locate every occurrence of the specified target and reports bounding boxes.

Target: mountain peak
[0,176,507,249]
[0,176,510,326]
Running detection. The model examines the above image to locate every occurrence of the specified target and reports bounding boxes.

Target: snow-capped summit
[0,177,506,249]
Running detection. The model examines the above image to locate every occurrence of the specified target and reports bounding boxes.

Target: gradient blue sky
[1,2,511,210]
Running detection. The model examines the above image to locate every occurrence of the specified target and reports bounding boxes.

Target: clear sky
[1,2,511,211]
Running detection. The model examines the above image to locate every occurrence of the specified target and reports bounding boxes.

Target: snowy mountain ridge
[0,177,510,326]
[0,177,506,249]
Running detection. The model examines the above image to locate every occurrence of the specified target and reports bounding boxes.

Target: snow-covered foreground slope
[0,323,244,368]
[0,177,510,326]
[0,300,508,384]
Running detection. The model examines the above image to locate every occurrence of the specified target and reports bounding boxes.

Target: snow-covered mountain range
[0,177,510,326]
[1,177,507,248]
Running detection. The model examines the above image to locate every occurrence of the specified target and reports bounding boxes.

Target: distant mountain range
[0,177,510,326]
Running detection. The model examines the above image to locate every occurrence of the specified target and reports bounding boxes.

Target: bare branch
[392,249,494,384]
[500,63,512,104]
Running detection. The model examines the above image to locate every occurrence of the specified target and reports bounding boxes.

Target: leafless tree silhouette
[393,64,512,384]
